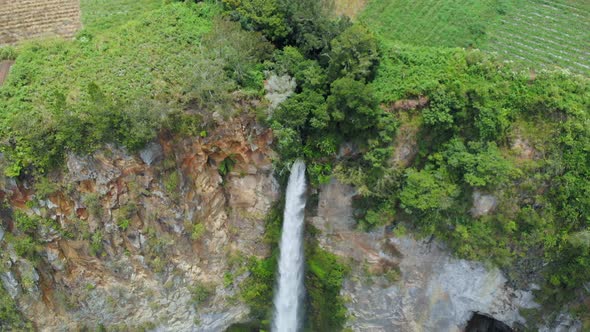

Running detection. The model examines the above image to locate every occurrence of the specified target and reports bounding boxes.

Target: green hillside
[360,0,590,75]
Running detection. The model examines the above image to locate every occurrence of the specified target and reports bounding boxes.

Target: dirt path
[334,0,367,19]
[0,60,14,86]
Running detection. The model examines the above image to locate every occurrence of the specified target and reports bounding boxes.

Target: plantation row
[360,0,589,76]
[484,0,590,75]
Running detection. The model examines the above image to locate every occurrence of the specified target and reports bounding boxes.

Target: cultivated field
[360,0,590,76]
[359,0,508,48]
[483,0,590,75]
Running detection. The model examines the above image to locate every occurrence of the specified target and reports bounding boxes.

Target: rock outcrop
[0,115,278,331]
[310,179,539,332]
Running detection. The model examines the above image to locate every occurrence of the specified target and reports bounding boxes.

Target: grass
[360,0,589,76]
[359,0,512,48]
[80,0,164,32]
[1,3,215,114]
[0,2,228,173]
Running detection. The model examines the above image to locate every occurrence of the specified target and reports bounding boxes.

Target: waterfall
[272,160,307,332]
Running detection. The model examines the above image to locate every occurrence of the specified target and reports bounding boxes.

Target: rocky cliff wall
[0,116,278,330]
[309,179,543,332]
[0,0,81,45]
[0,115,580,331]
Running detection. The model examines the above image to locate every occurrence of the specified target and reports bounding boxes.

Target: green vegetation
[89,231,104,257]
[0,285,29,330]
[117,219,130,231]
[350,42,590,323]
[190,222,206,241]
[81,0,164,32]
[360,0,590,75]
[219,155,237,177]
[83,193,103,218]
[0,1,270,176]
[0,0,588,329]
[304,230,348,331]
[190,282,215,306]
[240,201,282,324]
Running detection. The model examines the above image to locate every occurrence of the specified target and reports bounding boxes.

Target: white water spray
[272,160,307,332]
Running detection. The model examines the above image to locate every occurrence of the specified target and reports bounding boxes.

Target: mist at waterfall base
[272,160,307,332]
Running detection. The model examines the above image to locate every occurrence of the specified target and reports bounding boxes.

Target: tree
[222,0,290,42]
[203,19,274,86]
[271,46,327,91]
[273,89,328,129]
[279,0,351,58]
[400,168,459,213]
[327,24,379,83]
[441,139,520,188]
[326,77,379,136]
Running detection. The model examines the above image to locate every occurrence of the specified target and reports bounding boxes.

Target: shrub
[190,282,214,305]
[83,193,103,219]
[190,223,205,241]
[33,177,59,200]
[0,285,27,329]
[89,231,103,257]
[11,235,38,258]
[117,219,130,231]
[399,168,459,213]
[13,211,38,233]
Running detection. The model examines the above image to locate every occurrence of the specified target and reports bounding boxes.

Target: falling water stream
[272,160,307,332]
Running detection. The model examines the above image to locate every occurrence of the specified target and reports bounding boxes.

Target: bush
[83,194,103,219]
[89,231,103,257]
[0,285,28,329]
[11,235,38,258]
[327,24,379,83]
[117,219,130,231]
[399,168,459,213]
[33,177,59,200]
[190,282,214,305]
[13,211,39,233]
[190,223,205,241]
[305,243,348,331]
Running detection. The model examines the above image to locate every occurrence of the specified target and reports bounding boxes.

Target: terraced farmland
[360,0,590,76]
[483,0,590,75]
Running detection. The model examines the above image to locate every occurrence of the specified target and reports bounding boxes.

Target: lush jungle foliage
[223,0,397,184]
[1,0,589,330]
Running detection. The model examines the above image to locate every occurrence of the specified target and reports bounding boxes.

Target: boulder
[1,271,21,299]
[264,73,296,111]
[471,191,498,217]
[139,142,163,166]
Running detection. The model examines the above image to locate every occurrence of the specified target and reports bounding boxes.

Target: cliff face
[309,179,542,332]
[0,116,279,331]
[0,116,577,331]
